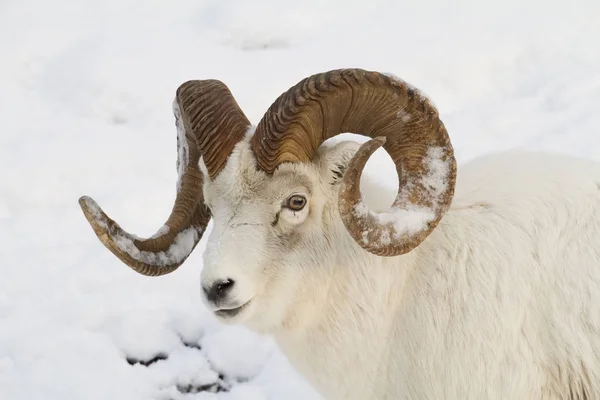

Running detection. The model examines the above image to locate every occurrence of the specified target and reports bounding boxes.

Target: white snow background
[1,0,599,399]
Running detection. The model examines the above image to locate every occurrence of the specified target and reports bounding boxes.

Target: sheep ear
[316,141,361,185]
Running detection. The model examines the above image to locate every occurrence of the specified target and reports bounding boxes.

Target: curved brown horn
[250,69,456,256]
[79,80,251,275]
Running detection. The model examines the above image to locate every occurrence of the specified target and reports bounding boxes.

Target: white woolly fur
[199,135,600,400]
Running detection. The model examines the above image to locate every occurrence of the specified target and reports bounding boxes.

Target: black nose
[203,279,235,304]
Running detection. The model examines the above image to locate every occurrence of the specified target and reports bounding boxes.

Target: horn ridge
[250,68,456,256]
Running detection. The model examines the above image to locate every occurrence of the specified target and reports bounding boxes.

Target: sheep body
[77,70,600,399]
[268,149,600,399]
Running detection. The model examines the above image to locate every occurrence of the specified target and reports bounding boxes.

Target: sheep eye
[286,195,307,211]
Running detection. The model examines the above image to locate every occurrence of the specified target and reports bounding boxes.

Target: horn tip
[78,195,100,219]
[356,137,386,159]
[78,194,93,207]
[373,136,387,146]
[78,195,109,236]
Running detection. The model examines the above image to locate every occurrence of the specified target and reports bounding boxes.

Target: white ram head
[78,69,457,331]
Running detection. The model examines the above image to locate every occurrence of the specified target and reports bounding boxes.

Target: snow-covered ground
[1,0,599,398]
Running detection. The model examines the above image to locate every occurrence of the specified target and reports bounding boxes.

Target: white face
[199,138,360,332]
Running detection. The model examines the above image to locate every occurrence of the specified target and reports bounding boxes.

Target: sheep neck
[273,238,418,399]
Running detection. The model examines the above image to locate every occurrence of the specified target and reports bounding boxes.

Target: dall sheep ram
[79,68,600,399]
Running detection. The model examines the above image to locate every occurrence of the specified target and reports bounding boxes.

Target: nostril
[204,279,235,304]
[216,279,235,294]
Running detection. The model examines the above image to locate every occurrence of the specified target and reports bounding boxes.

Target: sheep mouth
[214,300,252,319]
